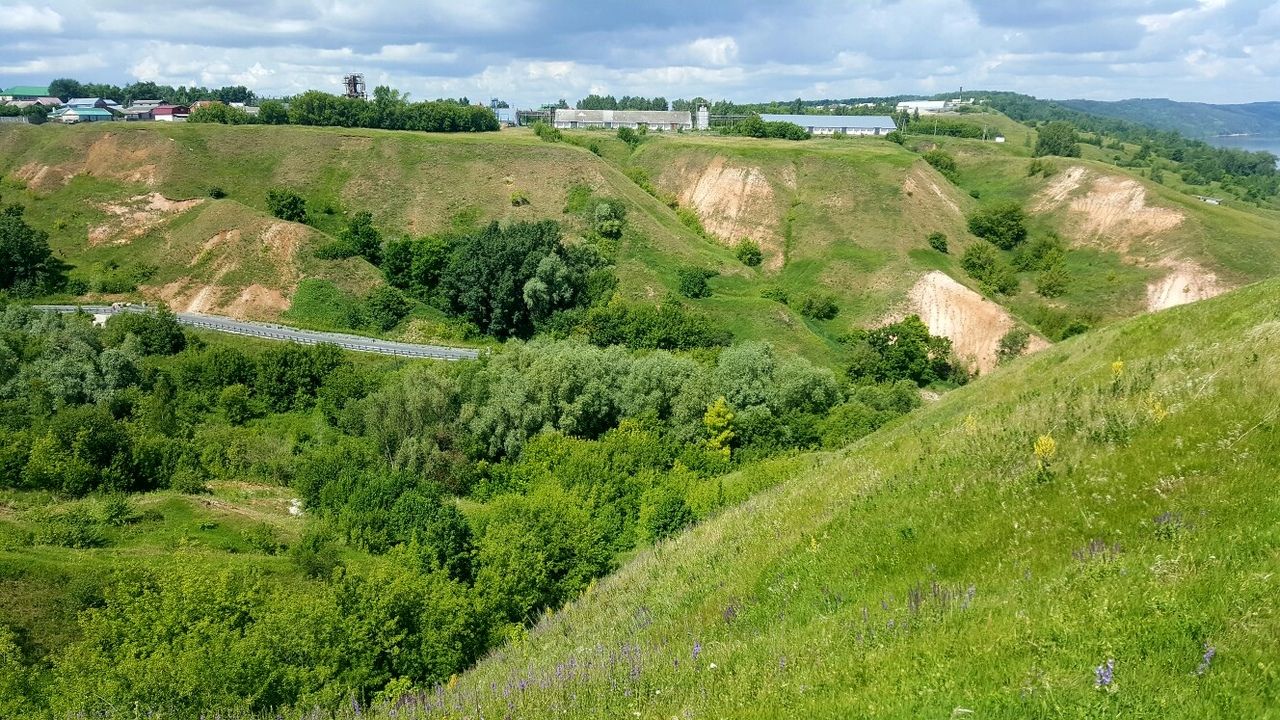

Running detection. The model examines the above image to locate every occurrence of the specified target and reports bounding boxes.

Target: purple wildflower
[692,641,702,661]
[779,655,787,671]
[1094,658,1115,688]
[1196,645,1215,676]
[723,604,738,624]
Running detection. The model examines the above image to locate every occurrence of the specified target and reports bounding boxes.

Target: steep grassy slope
[389,278,1280,718]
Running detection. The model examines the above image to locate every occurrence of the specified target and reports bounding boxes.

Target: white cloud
[0,3,63,32]
[686,36,739,66]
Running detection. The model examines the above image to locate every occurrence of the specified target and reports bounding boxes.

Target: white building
[896,100,953,115]
[554,108,693,131]
[759,114,898,136]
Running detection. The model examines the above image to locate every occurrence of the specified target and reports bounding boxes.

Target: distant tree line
[576,94,670,111]
[187,86,498,132]
[45,78,256,106]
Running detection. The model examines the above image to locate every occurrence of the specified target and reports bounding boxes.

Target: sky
[1,0,1278,106]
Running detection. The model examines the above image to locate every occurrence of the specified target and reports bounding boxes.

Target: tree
[48,78,83,101]
[703,396,735,458]
[439,220,596,338]
[967,203,1028,250]
[1035,121,1081,158]
[1036,261,1070,297]
[218,384,254,425]
[364,286,410,331]
[844,315,960,386]
[258,99,288,125]
[266,189,307,223]
[735,239,763,267]
[0,205,62,294]
[339,211,383,265]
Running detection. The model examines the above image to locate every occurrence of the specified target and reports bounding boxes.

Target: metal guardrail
[30,305,480,361]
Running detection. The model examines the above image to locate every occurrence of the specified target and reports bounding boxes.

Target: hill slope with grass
[380,275,1280,719]
[3,118,1279,369]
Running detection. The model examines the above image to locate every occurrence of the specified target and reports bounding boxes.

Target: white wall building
[759,114,898,136]
[896,100,953,115]
[554,109,693,131]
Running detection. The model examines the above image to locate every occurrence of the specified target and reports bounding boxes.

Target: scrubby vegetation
[0,305,949,714]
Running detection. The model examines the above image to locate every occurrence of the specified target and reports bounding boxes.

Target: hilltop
[374,272,1280,719]
[1058,98,1280,139]
[3,113,1280,371]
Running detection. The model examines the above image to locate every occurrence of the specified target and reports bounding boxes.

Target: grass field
[365,274,1280,719]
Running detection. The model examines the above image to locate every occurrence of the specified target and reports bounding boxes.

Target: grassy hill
[1058,98,1280,138]
[3,119,1280,369]
[373,274,1280,719]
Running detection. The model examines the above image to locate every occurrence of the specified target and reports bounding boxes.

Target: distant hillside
[4,118,1280,369]
[1058,98,1280,138]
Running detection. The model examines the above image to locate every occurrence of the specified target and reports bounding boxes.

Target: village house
[553,108,693,131]
[0,85,49,102]
[152,105,190,122]
[759,114,898,136]
[60,107,114,123]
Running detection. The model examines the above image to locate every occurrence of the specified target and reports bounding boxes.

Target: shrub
[592,201,626,239]
[799,293,839,320]
[170,468,210,494]
[677,266,715,299]
[1027,158,1057,178]
[364,285,411,331]
[639,481,694,542]
[998,327,1031,362]
[885,130,906,145]
[208,186,227,199]
[927,231,948,253]
[967,203,1028,250]
[1036,262,1070,298]
[99,493,136,527]
[922,149,958,181]
[533,121,562,142]
[265,189,307,223]
[31,509,105,549]
[676,206,708,237]
[510,191,530,207]
[617,126,642,149]
[960,242,1019,295]
[735,239,763,267]
[761,287,789,304]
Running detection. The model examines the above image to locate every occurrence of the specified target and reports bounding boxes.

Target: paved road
[31,304,481,361]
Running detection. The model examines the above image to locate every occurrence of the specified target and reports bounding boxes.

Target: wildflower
[1196,645,1215,676]
[1111,359,1124,379]
[692,641,702,661]
[1094,658,1115,688]
[722,603,738,624]
[779,656,787,670]
[1033,435,1057,466]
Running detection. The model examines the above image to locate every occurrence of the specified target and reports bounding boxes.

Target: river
[1205,135,1280,160]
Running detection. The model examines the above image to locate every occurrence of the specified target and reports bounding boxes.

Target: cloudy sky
[2,0,1278,106]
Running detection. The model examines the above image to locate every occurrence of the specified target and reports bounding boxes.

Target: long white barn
[759,114,898,136]
[554,109,693,131]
